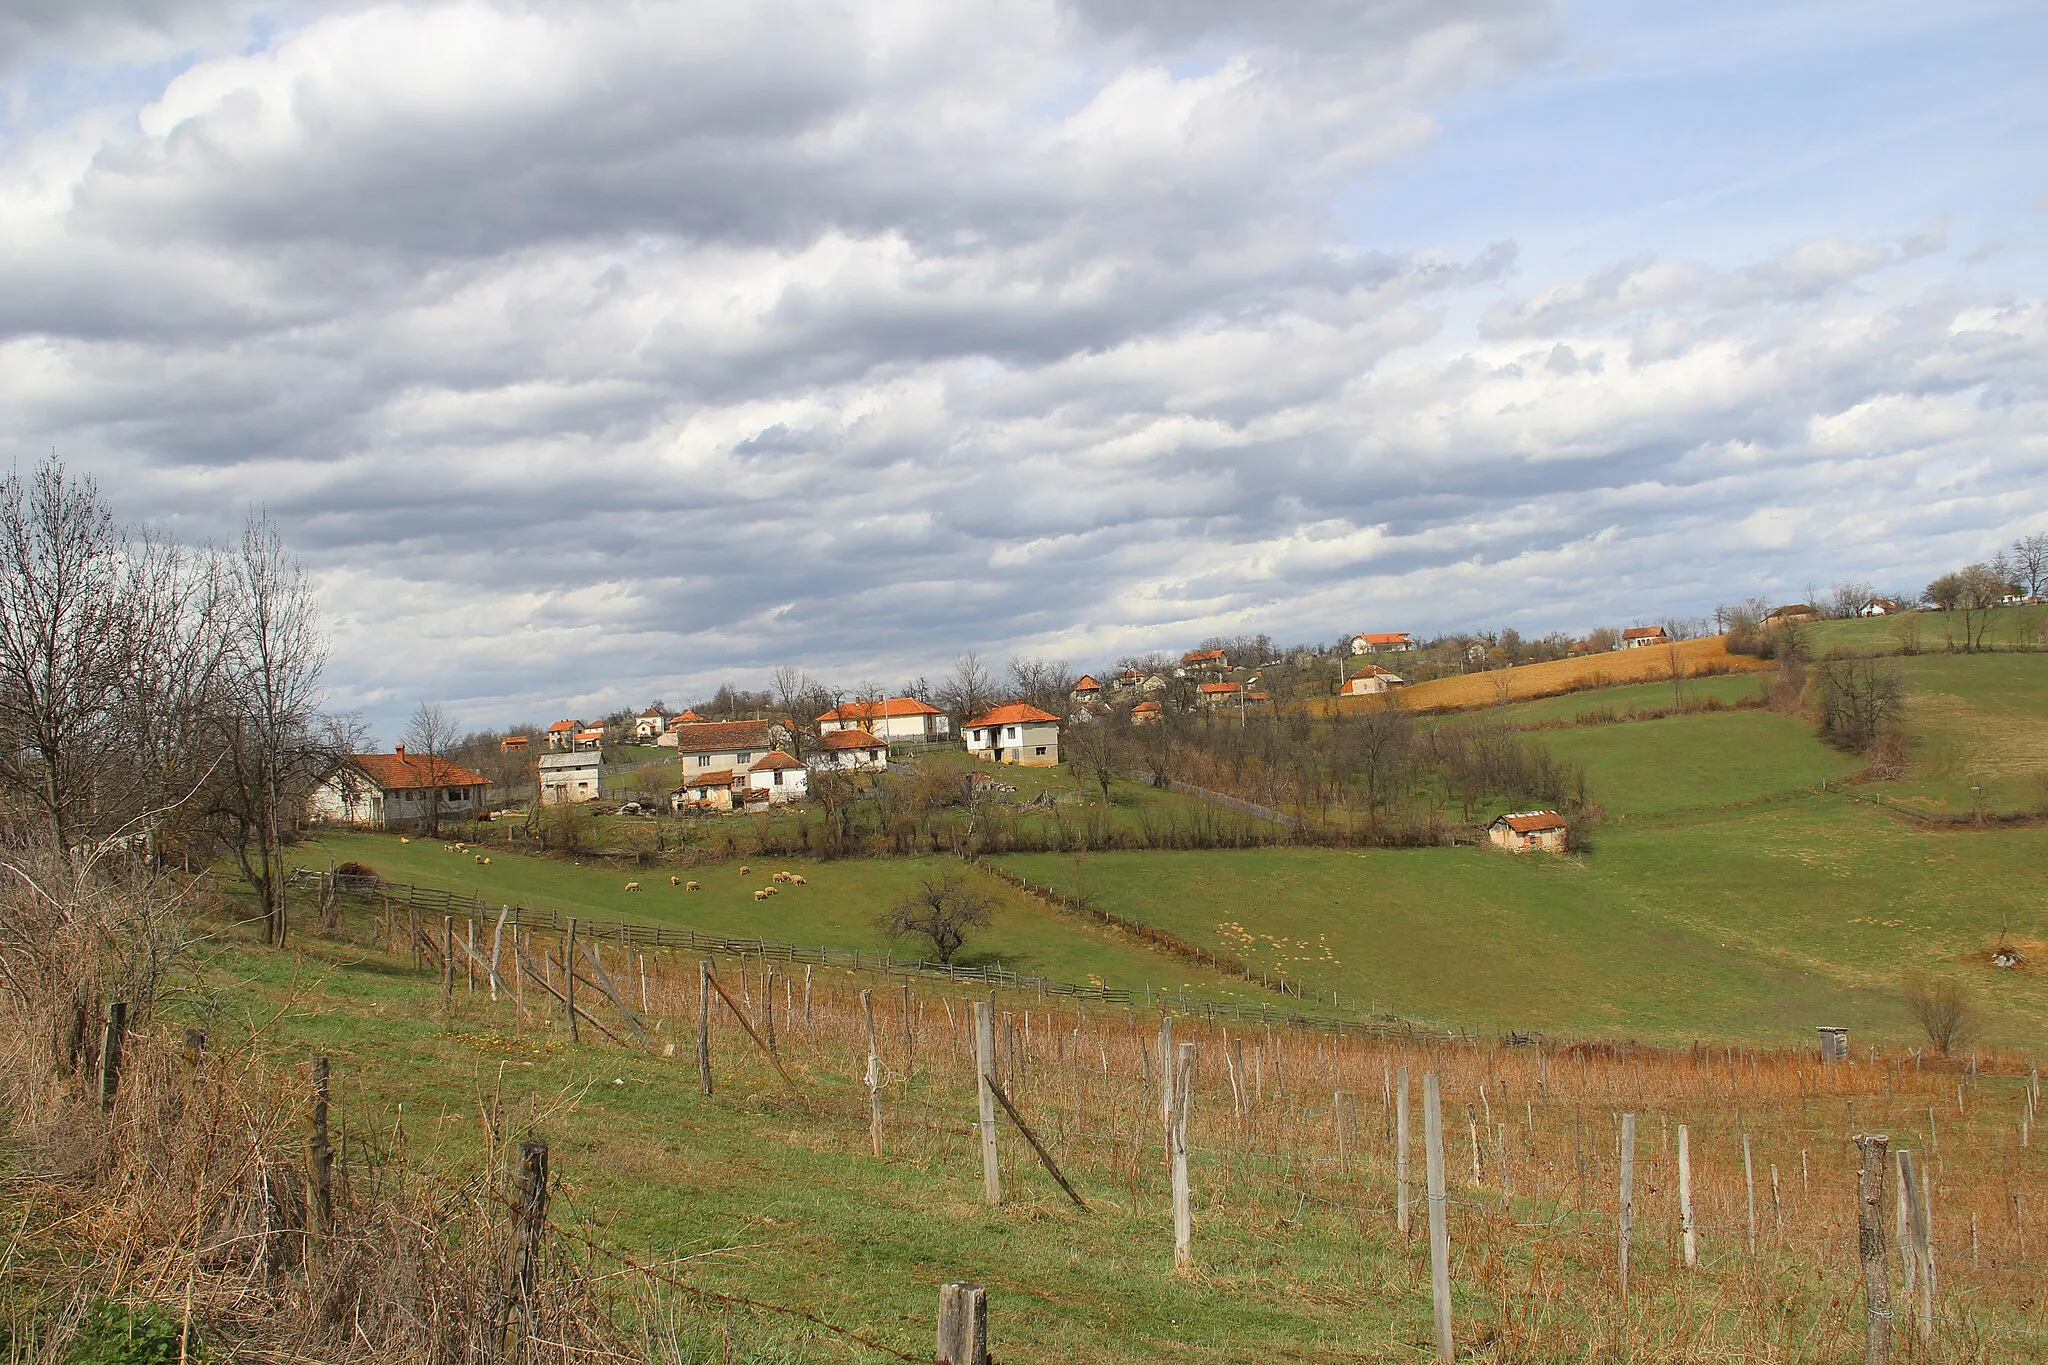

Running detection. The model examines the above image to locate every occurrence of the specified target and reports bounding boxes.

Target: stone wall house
[963,702,1061,766]
[1487,810,1568,853]
[538,751,604,805]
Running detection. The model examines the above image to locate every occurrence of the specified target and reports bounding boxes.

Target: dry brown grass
[1313,636,1771,716]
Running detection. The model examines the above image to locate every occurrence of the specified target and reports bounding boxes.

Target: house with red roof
[1069,675,1103,705]
[810,727,889,772]
[634,707,666,739]
[1487,810,1568,854]
[815,696,950,742]
[1130,700,1163,726]
[1196,680,1243,708]
[746,750,809,803]
[544,719,581,751]
[1180,648,1231,676]
[670,719,792,779]
[1618,626,1668,650]
[672,767,738,813]
[963,702,1062,766]
[310,746,491,828]
[1350,632,1415,655]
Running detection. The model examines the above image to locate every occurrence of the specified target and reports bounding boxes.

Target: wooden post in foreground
[98,1001,127,1110]
[1678,1123,1697,1268]
[1899,1148,1932,1348]
[1396,1064,1412,1240]
[503,1139,549,1342]
[1854,1133,1893,1365]
[936,1282,988,1365]
[1423,1071,1453,1365]
[975,1002,1001,1204]
[563,920,580,1043]
[1743,1131,1757,1254]
[308,1055,334,1245]
[696,961,713,1095]
[1619,1112,1636,1304]
[1157,1014,1175,1158]
[861,988,884,1156]
[1172,1041,1195,1270]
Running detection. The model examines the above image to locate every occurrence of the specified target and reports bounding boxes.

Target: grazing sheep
[685,880,700,891]
[624,882,640,892]
[399,836,410,843]
[738,864,750,875]
[669,875,679,886]
[789,874,806,885]
[474,855,484,863]
[761,886,778,896]
[482,857,490,865]
[752,889,770,901]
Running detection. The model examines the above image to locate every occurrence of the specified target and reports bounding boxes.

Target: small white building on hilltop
[964,703,1061,766]
[809,728,889,772]
[1619,626,1668,650]
[1341,665,1407,696]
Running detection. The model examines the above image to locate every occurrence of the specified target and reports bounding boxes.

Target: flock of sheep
[399,834,811,906]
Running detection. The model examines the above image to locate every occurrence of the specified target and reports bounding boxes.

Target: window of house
[773,770,783,786]
[1034,746,1046,756]
[737,752,752,764]
[698,755,709,766]
[1005,726,1017,740]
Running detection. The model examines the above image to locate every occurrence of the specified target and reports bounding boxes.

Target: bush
[1903,974,1974,1055]
[66,1300,201,1365]
[332,860,378,880]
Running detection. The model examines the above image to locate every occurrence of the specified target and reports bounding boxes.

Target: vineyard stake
[1853,1133,1892,1365]
[1172,1041,1195,1270]
[975,1002,1001,1204]
[1619,1112,1636,1305]
[1423,1072,1453,1364]
[1396,1065,1412,1240]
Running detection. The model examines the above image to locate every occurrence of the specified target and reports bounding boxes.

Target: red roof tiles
[965,702,1061,728]
[348,751,491,792]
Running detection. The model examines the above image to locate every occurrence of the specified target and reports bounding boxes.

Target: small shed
[1487,810,1568,853]
[1817,1026,1850,1062]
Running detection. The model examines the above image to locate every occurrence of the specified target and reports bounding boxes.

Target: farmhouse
[1341,665,1407,696]
[1180,649,1230,676]
[1860,599,1904,617]
[634,708,666,739]
[538,751,604,805]
[1196,680,1243,708]
[746,750,809,804]
[500,735,529,753]
[672,768,736,813]
[1765,604,1819,626]
[573,728,604,752]
[1130,700,1163,725]
[1070,675,1103,705]
[815,697,950,742]
[1351,632,1415,655]
[310,747,491,828]
[1619,626,1668,649]
[964,702,1061,766]
[810,727,888,772]
[655,710,707,747]
[544,719,580,751]
[1487,810,1568,854]
[671,719,792,776]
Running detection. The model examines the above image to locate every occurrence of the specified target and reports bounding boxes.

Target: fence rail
[292,869,1449,1039]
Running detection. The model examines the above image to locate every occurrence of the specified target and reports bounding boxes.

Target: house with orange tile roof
[746,750,809,803]
[1130,700,1163,726]
[672,767,738,813]
[310,746,491,827]
[655,710,707,746]
[634,707,666,739]
[963,702,1061,766]
[1195,680,1243,708]
[810,727,889,772]
[1349,632,1415,655]
[1487,810,1568,853]
[815,696,950,742]
[1069,675,1103,705]
[1179,648,1230,676]
[670,719,792,779]
[544,719,581,751]
[1618,626,1668,650]
[1341,664,1408,696]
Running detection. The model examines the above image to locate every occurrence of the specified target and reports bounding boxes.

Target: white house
[1350,632,1415,654]
[815,697,950,742]
[1341,665,1407,696]
[1860,599,1904,617]
[654,710,706,747]
[1619,626,1668,650]
[544,719,580,751]
[670,719,792,776]
[634,708,666,739]
[310,747,491,828]
[572,727,604,751]
[964,703,1061,766]
[746,750,809,803]
[809,727,888,772]
[538,751,604,805]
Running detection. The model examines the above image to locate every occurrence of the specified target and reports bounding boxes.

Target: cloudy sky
[6,0,2044,736]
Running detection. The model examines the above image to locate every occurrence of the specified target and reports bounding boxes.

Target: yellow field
[1323,635,1771,715]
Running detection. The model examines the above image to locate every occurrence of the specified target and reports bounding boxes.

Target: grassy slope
[294,830,1264,1004]
[1535,709,1861,814]
[1492,671,1767,726]
[1865,653,2048,814]
[212,930,1454,1365]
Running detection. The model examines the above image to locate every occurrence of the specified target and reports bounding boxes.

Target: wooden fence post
[308,1055,334,1247]
[1743,1131,1757,1254]
[902,981,914,1084]
[1854,1133,1892,1365]
[1396,1064,1411,1240]
[502,1139,549,1346]
[1172,1041,1195,1270]
[1678,1123,1697,1268]
[1619,1112,1636,1305]
[936,1282,988,1365]
[1900,1148,1932,1348]
[861,989,884,1157]
[975,1002,1001,1205]
[1157,1015,1175,1160]
[696,961,713,1096]
[563,920,580,1043]
[1423,1072,1453,1365]
[98,1001,126,1110]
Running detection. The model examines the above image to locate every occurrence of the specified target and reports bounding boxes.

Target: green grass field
[1801,605,2046,654]
[293,830,1262,1004]
[1492,671,1767,726]
[1535,709,1862,815]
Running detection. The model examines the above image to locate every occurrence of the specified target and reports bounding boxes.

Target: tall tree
[939,651,997,726]
[211,513,333,948]
[403,702,461,838]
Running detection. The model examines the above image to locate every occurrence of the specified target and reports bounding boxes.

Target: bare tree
[1903,975,1974,1055]
[1063,716,1124,804]
[938,651,998,727]
[877,873,996,965]
[403,702,462,838]
[2010,533,2048,599]
[1811,657,1905,751]
[208,514,334,948]
[0,460,147,849]
[770,666,841,765]
[1925,564,2005,652]
[1008,656,1074,715]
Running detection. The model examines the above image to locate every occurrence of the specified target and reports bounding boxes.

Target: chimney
[394,744,406,760]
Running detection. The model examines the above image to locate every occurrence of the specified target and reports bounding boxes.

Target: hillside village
[312,552,2048,841]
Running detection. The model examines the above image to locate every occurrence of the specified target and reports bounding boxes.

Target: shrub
[1903,974,1974,1055]
[65,1300,201,1365]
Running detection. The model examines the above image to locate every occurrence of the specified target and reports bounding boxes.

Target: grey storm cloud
[2,0,2043,735]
